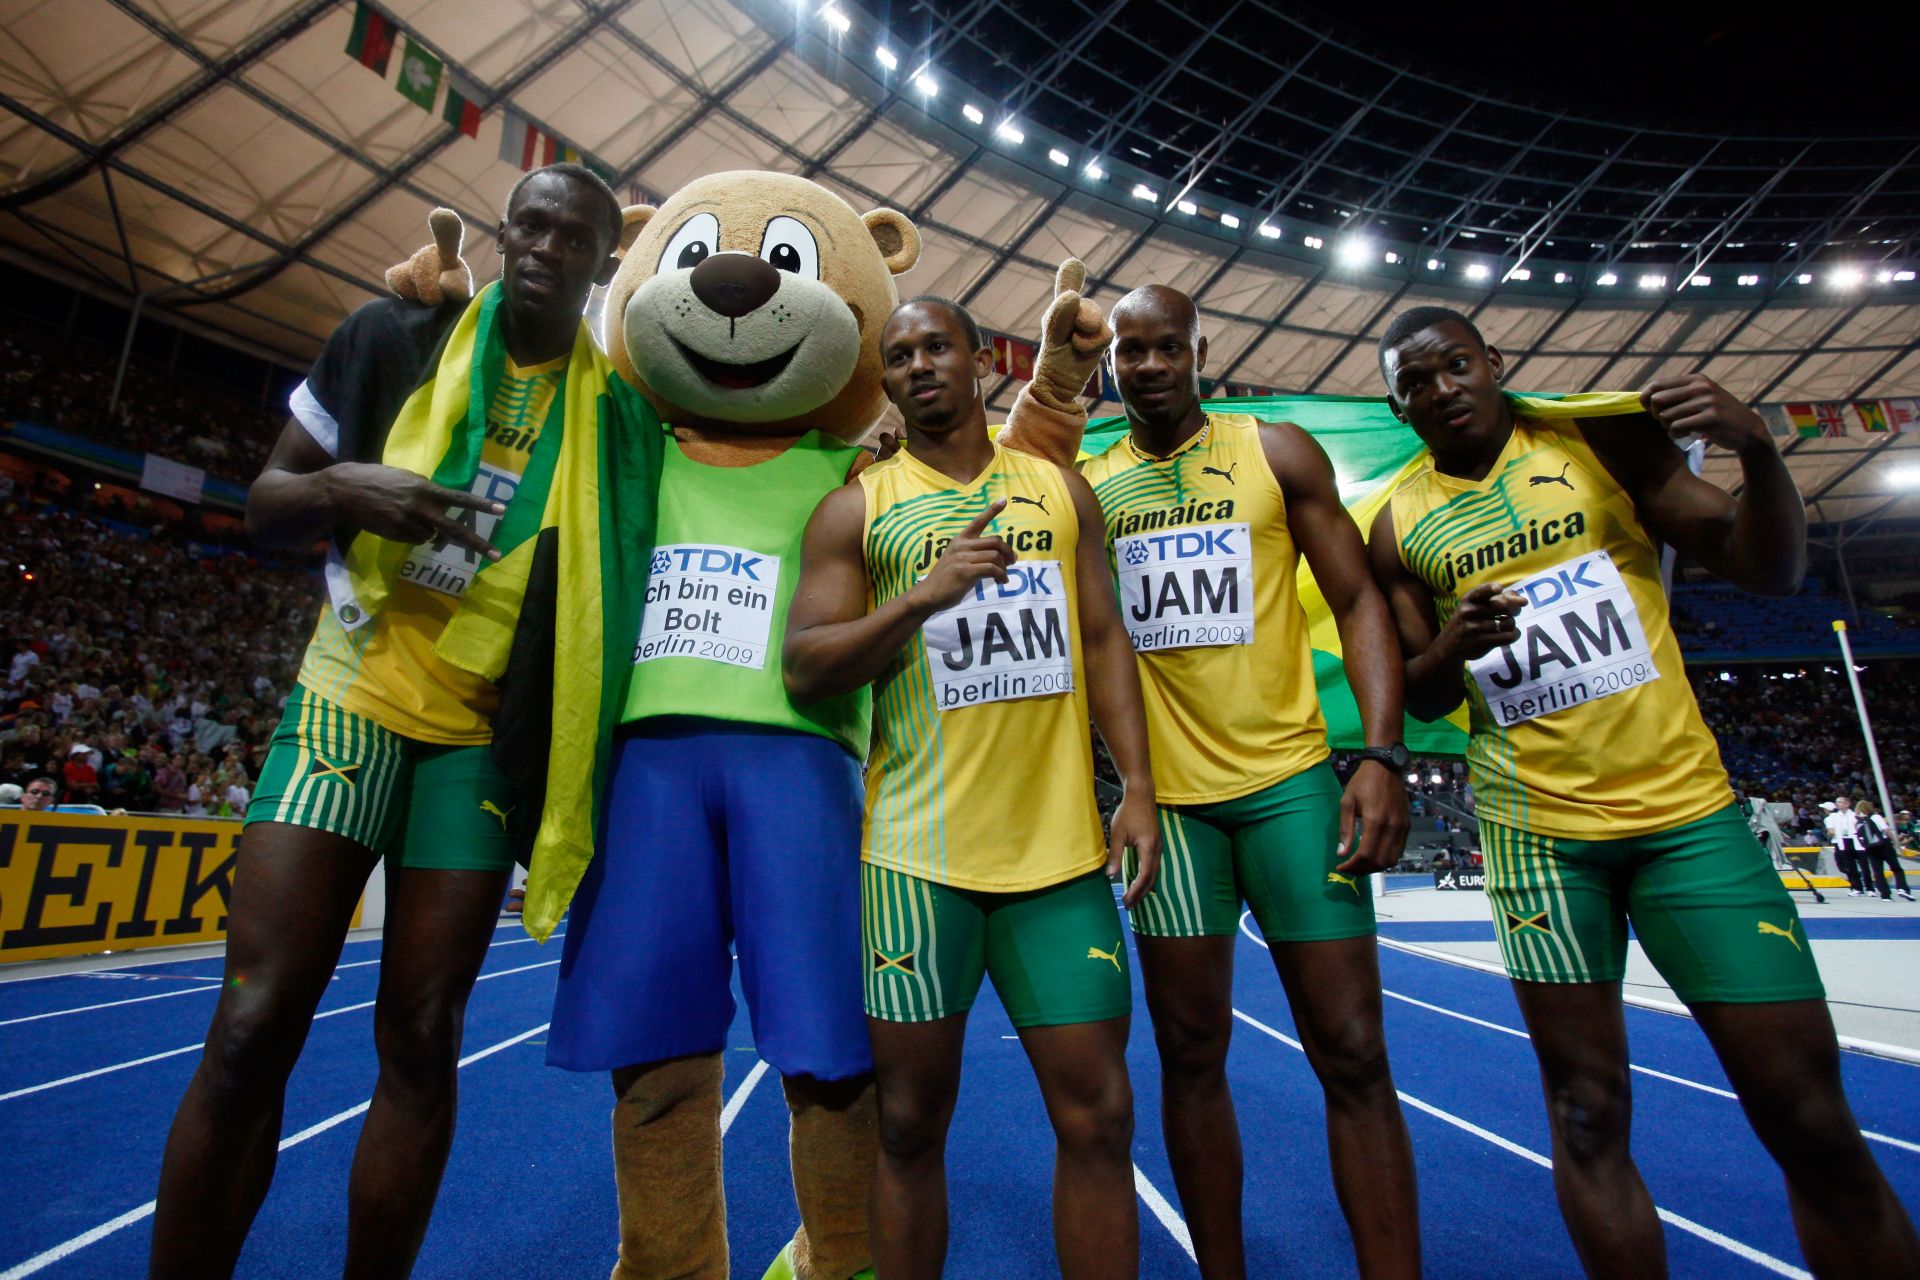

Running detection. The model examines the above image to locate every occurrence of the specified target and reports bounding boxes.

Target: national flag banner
[1883,398,1917,434]
[990,335,1011,376]
[1854,400,1891,432]
[344,2,396,75]
[1009,338,1035,382]
[396,37,442,111]
[1785,402,1821,438]
[441,72,482,138]
[498,111,555,171]
[1757,404,1793,438]
[1816,402,1848,437]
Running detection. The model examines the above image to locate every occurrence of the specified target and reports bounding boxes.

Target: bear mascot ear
[862,208,920,276]
[617,204,654,258]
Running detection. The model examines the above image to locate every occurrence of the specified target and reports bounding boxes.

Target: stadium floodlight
[1047,148,1069,166]
[819,4,852,35]
[1638,273,1666,290]
[1596,272,1618,286]
[961,103,984,124]
[1430,772,1444,786]
[1898,270,1917,282]
[1877,269,1894,283]
[1302,235,1324,249]
[1176,199,1198,215]
[1737,274,1760,286]
[1132,183,1158,203]
[994,118,1024,144]
[1831,266,1864,287]
[1508,267,1531,281]
[1083,159,1106,180]
[912,70,937,96]
[1796,272,1813,284]
[1553,272,1570,284]
[1690,274,1711,286]
[875,46,898,70]
[1220,213,1241,229]
[1426,258,1441,270]
[1405,771,1420,785]
[1258,223,1282,239]
[1335,237,1372,265]
[1384,251,1400,264]
[1464,263,1490,281]
[1890,464,1920,489]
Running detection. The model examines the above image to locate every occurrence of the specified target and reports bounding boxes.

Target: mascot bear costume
[390,167,1104,1280]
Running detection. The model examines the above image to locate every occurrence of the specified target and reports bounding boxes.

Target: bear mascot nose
[689,252,783,318]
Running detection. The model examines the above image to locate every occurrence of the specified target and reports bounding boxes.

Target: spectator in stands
[61,743,98,803]
[19,775,57,811]
[154,752,188,813]
[1857,801,1912,902]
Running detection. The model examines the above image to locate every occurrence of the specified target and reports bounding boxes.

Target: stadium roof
[2,0,1917,524]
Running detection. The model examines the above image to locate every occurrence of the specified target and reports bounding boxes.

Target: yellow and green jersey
[859,442,1104,891]
[298,354,564,744]
[1082,413,1329,804]
[1387,415,1731,837]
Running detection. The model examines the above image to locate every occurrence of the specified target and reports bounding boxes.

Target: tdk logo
[655,547,767,580]
[964,564,1054,602]
[1138,528,1238,561]
[1514,555,1606,609]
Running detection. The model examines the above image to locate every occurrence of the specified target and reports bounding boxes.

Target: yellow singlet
[859,442,1105,891]
[1081,413,1329,804]
[1387,415,1732,837]
[298,354,565,744]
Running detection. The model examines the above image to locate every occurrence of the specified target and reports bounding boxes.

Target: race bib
[1114,523,1254,651]
[922,560,1074,711]
[398,462,519,598]
[634,543,780,670]
[1467,549,1659,727]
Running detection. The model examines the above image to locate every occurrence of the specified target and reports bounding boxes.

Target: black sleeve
[304,296,468,464]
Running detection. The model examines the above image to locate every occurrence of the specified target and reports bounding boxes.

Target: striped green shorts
[1482,803,1824,1003]
[862,863,1132,1027]
[1123,762,1375,942]
[247,685,519,873]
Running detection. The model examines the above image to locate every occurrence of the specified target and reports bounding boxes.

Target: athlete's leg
[1692,1001,1920,1276]
[1019,1017,1139,1280]
[1134,934,1245,1279]
[867,1013,969,1279]
[149,823,378,1278]
[343,865,509,1278]
[1509,980,1665,1277]
[1268,937,1420,1280]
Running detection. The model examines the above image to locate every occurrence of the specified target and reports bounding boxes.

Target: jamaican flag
[1082,391,1647,756]
[313,281,661,940]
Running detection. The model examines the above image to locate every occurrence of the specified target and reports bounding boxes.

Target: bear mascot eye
[659,212,720,274]
[759,216,819,281]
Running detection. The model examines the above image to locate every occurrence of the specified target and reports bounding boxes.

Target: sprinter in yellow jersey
[786,297,1158,1279]
[1086,286,1419,1280]
[1370,305,1919,1278]
[150,167,631,1278]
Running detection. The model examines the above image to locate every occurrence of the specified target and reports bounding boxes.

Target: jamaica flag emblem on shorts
[307,755,361,785]
[1504,908,1551,936]
[872,948,916,976]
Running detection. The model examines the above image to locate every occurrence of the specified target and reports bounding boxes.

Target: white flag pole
[1832,620,1897,821]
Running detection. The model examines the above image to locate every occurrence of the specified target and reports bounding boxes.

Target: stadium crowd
[0,499,311,814]
[0,315,279,486]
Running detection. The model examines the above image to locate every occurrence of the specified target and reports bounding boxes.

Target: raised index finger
[429,483,506,515]
[1054,258,1087,298]
[960,498,1008,539]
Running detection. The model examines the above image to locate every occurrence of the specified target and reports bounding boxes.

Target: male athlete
[1369,304,1920,1276]
[784,296,1159,1279]
[1082,286,1419,1279]
[150,165,632,1278]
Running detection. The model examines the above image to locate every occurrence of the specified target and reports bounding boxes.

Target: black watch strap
[1356,743,1411,772]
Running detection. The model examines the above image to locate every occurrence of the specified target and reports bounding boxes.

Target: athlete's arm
[1262,423,1408,873]
[1063,467,1160,906]
[1580,374,1806,596]
[784,490,1017,702]
[247,417,502,558]
[1365,505,1523,721]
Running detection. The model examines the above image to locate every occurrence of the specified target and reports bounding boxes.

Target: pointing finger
[959,498,1007,540]
[1054,257,1087,298]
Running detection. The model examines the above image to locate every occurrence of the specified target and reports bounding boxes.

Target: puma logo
[1529,462,1574,489]
[1087,942,1123,974]
[480,799,516,831]
[1326,871,1361,895]
[1008,494,1049,515]
[1757,919,1801,951]
[1201,463,1238,485]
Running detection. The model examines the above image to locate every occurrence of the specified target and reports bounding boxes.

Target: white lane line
[1231,1009,1811,1279]
[0,1019,551,1280]
[721,1060,771,1134]
[0,960,559,1103]
[0,932,561,1029]
[1133,1164,1196,1262]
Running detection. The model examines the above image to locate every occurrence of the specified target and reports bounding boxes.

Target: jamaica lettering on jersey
[860,443,1104,891]
[299,354,564,744]
[1388,416,1732,837]
[1083,413,1328,804]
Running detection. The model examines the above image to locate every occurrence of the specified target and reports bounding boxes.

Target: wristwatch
[1354,743,1412,773]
